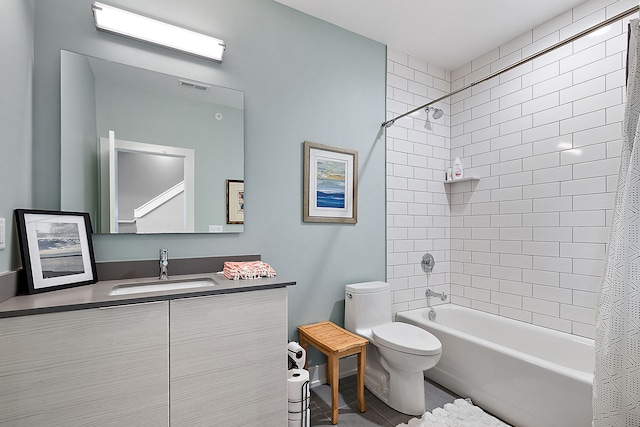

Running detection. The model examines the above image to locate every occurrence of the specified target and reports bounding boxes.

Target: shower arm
[381,4,640,129]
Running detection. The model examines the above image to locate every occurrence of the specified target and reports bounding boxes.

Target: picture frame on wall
[14,209,98,294]
[303,141,358,224]
[226,179,244,224]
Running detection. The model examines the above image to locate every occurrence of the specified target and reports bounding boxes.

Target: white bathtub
[396,305,594,427]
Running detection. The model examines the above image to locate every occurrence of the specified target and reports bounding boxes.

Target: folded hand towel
[223,261,277,280]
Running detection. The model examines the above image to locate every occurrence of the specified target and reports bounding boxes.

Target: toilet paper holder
[287,341,307,370]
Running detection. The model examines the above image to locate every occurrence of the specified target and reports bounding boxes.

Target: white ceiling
[273,0,590,70]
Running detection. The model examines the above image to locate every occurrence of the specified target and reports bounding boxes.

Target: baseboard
[307,355,358,388]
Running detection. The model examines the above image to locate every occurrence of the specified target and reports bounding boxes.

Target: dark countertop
[0,273,295,318]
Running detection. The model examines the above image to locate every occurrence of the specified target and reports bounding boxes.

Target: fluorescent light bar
[91,2,225,62]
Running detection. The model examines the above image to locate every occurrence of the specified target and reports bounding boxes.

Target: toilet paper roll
[287,368,310,405]
[287,341,306,369]
[288,409,310,427]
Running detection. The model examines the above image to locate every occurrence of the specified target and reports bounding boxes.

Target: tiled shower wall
[386,51,452,314]
[387,0,634,339]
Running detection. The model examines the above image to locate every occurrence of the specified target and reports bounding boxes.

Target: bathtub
[396,305,594,427]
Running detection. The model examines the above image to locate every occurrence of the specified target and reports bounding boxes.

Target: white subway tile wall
[386,50,452,315]
[386,0,633,339]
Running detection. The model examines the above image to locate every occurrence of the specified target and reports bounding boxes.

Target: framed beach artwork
[226,179,244,224]
[14,209,98,294]
[303,141,358,224]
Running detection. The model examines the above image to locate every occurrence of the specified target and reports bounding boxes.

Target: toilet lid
[372,322,441,356]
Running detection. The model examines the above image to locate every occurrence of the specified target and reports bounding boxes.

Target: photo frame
[226,180,244,224]
[14,209,98,294]
[303,141,358,224]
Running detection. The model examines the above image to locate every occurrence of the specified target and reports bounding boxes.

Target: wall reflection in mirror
[60,50,244,234]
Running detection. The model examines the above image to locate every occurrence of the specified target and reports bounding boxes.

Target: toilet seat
[372,322,441,356]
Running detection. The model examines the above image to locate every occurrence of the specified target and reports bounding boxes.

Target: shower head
[425,106,444,120]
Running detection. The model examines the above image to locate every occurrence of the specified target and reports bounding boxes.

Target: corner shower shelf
[443,176,478,184]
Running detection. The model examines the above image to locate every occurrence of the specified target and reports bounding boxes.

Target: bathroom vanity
[0,271,294,426]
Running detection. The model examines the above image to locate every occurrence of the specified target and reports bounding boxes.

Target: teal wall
[0,1,33,274]
[22,0,387,348]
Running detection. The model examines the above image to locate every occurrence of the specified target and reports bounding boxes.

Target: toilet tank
[344,281,392,338]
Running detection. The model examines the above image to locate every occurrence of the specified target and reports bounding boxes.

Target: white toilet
[344,281,442,416]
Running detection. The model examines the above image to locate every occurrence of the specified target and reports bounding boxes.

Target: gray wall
[0,1,33,273]
[26,0,386,349]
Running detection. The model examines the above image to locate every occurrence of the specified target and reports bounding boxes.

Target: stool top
[298,321,368,353]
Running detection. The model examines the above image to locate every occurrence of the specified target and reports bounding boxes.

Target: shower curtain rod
[381,4,640,128]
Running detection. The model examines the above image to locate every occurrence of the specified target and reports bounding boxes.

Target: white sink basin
[108,278,216,296]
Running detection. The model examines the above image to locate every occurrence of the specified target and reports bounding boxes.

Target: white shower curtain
[593,18,640,427]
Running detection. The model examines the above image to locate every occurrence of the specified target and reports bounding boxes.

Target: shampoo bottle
[452,157,463,180]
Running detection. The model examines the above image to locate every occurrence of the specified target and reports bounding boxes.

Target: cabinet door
[170,287,287,427]
[0,301,169,427]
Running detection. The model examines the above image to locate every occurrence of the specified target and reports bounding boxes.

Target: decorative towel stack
[223,261,277,280]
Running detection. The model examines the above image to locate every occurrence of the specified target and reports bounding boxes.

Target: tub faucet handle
[421,253,435,273]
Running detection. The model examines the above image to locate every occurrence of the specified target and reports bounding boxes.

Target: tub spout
[425,289,447,301]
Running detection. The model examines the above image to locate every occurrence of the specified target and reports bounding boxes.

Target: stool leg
[329,355,339,425]
[357,346,366,413]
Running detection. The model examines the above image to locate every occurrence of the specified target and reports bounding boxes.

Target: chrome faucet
[159,249,169,280]
[425,289,447,301]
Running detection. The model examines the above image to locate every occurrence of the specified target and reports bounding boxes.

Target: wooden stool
[297,321,368,425]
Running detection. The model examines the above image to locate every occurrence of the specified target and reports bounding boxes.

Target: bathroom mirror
[60,50,244,234]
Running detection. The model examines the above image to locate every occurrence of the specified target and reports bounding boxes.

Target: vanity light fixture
[91,2,226,62]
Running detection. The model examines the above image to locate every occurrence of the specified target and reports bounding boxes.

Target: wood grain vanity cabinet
[0,301,169,427]
[0,286,288,426]
[170,287,288,426]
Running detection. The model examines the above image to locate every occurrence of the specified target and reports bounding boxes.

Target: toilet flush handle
[345,292,353,299]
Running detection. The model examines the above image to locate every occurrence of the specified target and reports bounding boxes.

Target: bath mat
[396,398,511,427]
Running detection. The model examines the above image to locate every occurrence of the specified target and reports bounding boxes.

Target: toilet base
[363,347,427,416]
[386,365,426,416]
[363,369,426,416]
[363,366,389,404]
